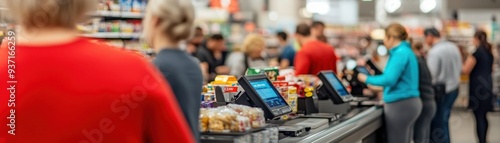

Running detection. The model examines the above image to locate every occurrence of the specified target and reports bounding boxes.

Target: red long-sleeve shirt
[0,38,195,143]
[294,40,337,75]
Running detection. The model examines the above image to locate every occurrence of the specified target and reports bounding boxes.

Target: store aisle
[450,109,500,143]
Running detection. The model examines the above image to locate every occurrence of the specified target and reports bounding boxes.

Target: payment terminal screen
[324,73,350,96]
[357,66,371,75]
[249,79,288,108]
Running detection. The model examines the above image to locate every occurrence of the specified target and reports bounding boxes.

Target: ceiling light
[384,0,401,13]
[420,0,436,13]
[268,11,278,21]
[300,8,313,18]
[377,45,388,56]
[346,60,357,70]
[306,1,330,15]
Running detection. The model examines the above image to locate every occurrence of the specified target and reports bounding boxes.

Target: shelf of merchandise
[82,32,142,39]
[90,11,144,19]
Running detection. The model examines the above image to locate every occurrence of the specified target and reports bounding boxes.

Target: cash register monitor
[236,74,292,120]
[317,71,353,104]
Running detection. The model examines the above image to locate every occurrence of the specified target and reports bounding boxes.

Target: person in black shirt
[196,34,229,82]
[412,42,436,143]
[462,30,494,143]
[186,27,206,57]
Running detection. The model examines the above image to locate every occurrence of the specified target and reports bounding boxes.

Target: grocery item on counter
[268,127,279,143]
[213,75,238,85]
[227,104,265,128]
[246,67,280,81]
[272,76,289,100]
[287,86,298,113]
[251,131,264,143]
[208,107,238,132]
[199,108,209,132]
[199,105,265,133]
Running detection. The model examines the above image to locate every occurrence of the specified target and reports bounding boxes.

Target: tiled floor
[449,109,500,143]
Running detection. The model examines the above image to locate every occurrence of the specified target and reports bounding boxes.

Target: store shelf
[82,32,141,39]
[90,11,144,19]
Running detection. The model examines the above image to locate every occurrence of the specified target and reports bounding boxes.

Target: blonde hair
[146,0,195,42]
[4,0,97,30]
[242,34,265,54]
[385,23,409,40]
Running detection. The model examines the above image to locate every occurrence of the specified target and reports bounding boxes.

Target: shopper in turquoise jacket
[358,23,422,143]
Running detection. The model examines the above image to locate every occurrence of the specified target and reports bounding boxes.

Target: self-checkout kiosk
[226,73,383,142]
[235,74,310,137]
[315,71,354,114]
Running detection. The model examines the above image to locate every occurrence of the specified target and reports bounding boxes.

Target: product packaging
[287,86,298,113]
[226,104,265,128]
[246,67,279,81]
[131,0,144,13]
[120,0,132,12]
[272,76,289,100]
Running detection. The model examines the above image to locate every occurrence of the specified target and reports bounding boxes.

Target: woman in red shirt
[0,0,194,143]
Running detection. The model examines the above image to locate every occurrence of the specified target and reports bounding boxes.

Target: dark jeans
[430,89,459,143]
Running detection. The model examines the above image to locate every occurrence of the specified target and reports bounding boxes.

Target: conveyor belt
[280,106,383,143]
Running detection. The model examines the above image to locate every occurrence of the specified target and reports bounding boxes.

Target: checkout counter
[279,105,383,143]
[201,71,385,143]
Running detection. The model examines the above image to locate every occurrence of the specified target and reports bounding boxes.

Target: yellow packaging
[287,86,298,113]
[213,75,238,85]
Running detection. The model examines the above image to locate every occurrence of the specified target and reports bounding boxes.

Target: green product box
[246,67,279,81]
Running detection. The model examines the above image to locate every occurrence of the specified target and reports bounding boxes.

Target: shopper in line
[412,42,437,143]
[226,34,268,76]
[187,27,206,56]
[358,23,422,143]
[0,0,194,142]
[277,31,296,69]
[143,0,203,142]
[294,23,337,75]
[424,28,462,143]
[311,21,326,41]
[196,34,229,81]
[461,31,494,143]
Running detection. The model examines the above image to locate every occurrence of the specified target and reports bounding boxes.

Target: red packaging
[272,81,289,99]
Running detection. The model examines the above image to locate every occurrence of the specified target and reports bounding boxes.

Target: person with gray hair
[424,28,462,143]
[144,0,203,142]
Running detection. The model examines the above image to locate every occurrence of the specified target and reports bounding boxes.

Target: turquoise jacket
[366,41,420,103]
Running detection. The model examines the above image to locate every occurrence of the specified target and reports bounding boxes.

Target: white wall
[458,9,500,23]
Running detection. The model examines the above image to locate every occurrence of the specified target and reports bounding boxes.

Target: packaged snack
[208,107,238,132]
[249,108,265,128]
[232,115,251,132]
[199,108,209,132]
[288,86,298,113]
[268,127,279,143]
[272,80,288,99]
[227,104,265,128]
[246,67,279,81]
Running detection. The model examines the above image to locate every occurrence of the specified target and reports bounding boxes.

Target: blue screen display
[357,66,371,75]
[249,79,288,108]
[324,73,350,96]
